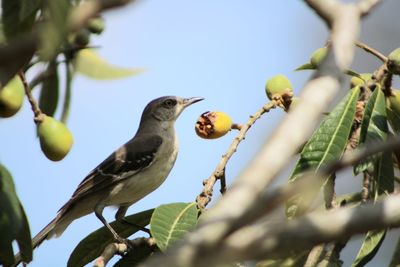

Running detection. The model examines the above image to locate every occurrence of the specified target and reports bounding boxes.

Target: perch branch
[196,101,277,210]
[94,237,155,267]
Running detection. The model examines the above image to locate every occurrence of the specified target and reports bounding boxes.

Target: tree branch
[196,101,277,210]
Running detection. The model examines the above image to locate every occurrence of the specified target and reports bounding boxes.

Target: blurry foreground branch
[140,1,382,267]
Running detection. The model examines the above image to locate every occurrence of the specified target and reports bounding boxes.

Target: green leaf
[150,202,198,251]
[74,49,145,80]
[113,240,155,267]
[15,203,33,263]
[351,230,386,267]
[355,88,394,195]
[294,63,315,71]
[0,163,32,265]
[1,0,36,40]
[39,61,59,116]
[286,87,360,218]
[39,0,70,60]
[67,209,154,267]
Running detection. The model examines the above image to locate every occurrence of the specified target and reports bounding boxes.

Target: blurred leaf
[15,203,33,263]
[113,239,155,267]
[294,63,314,71]
[286,88,360,218]
[67,209,154,267]
[39,61,59,116]
[0,163,32,265]
[351,230,386,267]
[1,0,36,40]
[74,49,145,80]
[20,0,42,22]
[39,0,70,60]
[150,202,198,251]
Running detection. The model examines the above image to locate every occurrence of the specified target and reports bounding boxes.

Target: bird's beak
[183,97,204,107]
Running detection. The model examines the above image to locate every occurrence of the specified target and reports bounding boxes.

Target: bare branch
[196,101,277,210]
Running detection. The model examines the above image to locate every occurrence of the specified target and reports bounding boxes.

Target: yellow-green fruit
[0,76,24,118]
[387,89,400,133]
[265,74,293,100]
[38,115,73,161]
[350,73,372,88]
[195,111,233,139]
[388,48,400,75]
[310,47,328,68]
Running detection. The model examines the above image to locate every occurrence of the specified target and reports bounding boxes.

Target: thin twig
[355,41,387,62]
[196,101,277,210]
[61,61,73,123]
[18,71,43,122]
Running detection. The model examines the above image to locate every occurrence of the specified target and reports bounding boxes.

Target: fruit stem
[231,123,242,131]
[355,41,387,62]
[18,71,43,123]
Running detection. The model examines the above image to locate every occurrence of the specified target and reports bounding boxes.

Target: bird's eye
[163,99,176,108]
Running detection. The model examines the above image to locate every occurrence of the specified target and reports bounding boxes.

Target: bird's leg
[94,203,131,248]
[116,205,151,235]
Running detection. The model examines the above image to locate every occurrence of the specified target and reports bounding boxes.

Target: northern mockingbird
[14,96,203,265]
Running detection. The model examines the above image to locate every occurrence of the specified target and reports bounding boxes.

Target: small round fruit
[195,111,233,139]
[388,48,400,75]
[310,47,327,68]
[38,115,73,161]
[87,17,105,34]
[0,76,24,118]
[350,73,372,88]
[265,74,293,101]
[73,28,91,47]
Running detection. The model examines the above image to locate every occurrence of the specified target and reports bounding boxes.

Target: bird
[13,95,203,266]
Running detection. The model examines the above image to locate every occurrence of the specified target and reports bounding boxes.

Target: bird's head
[141,96,204,123]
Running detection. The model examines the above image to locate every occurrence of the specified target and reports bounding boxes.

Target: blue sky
[2,0,400,266]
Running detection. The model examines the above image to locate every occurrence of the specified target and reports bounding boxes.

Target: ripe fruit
[350,73,372,88]
[87,17,105,34]
[195,111,233,139]
[265,74,293,101]
[0,76,24,118]
[310,47,327,68]
[38,115,73,161]
[388,48,400,75]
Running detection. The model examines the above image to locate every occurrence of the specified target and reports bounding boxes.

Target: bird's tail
[12,217,58,267]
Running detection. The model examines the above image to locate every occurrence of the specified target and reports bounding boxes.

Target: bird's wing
[65,134,163,203]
